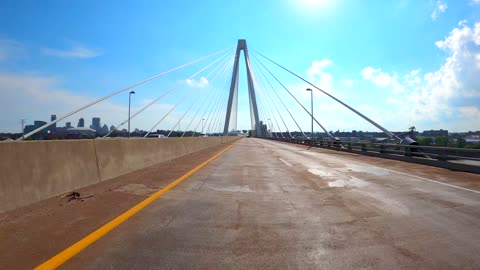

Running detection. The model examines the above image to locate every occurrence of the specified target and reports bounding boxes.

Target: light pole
[128,91,135,138]
[306,88,313,139]
[267,118,274,138]
[202,118,205,135]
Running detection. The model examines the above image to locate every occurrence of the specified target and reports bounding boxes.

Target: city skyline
[13,113,480,135]
[0,1,479,133]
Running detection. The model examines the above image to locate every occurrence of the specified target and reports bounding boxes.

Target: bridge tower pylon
[223,39,262,136]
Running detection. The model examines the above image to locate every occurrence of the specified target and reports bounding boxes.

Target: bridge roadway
[62,138,480,269]
[3,138,480,269]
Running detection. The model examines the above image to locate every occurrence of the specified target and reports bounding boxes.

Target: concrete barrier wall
[95,137,224,181]
[0,140,100,213]
[0,136,240,213]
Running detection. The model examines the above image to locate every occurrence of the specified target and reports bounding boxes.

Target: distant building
[110,125,116,132]
[66,122,72,128]
[49,114,57,134]
[91,117,101,131]
[78,118,85,128]
[421,129,448,137]
[100,124,109,135]
[466,135,480,144]
[67,127,96,136]
[24,120,48,135]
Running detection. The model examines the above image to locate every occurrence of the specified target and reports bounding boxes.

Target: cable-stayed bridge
[1,40,480,269]
[17,39,405,142]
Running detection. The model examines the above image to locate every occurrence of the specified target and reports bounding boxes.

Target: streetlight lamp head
[130,91,135,94]
[306,88,312,91]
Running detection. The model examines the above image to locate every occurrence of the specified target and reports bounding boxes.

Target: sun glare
[297,0,331,11]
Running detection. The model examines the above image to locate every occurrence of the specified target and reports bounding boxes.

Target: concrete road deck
[56,138,480,269]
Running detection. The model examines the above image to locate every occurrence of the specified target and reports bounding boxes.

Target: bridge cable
[209,64,233,134]
[210,73,232,135]
[188,54,235,136]
[17,46,235,141]
[251,48,401,142]
[167,53,235,137]
[204,65,232,135]
[104,48,234,138]
[200,54,236,135]
[253,60,307,139]
[250,56,295,138]
[209,74,233,134]
[202,73,231,135]
[251,54,295,138]
[248,63,275,137]
[191,57,235,136]
[251,51,334,140]
[250,60,285,138]
[250,66,279,138]
[144,52,234,137]
[248,57,284,138]
[181,53,235,137]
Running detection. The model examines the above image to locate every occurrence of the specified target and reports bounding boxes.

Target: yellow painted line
[35,143,236,270]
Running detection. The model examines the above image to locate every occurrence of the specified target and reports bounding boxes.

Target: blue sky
[0,0,479,134]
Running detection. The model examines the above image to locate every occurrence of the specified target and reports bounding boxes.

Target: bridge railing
[265,137,480,174]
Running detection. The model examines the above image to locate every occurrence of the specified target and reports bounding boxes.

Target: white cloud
[360,21,480,131]
[431,0,447,21]
[343,79,354,88]
[422,21,480,100]
[0,38,25,62]
[185,77,209,88]
[387,97,403,105]
[0,72,177,133]
[473,0,480,5]
[42,45,101,59]
[404,69,422,86]
[266,21,480,133]
[459,106,480,118]
[360,66,406,93]
[306,59,334,92]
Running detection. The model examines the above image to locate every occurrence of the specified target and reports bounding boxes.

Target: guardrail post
[438,149,448,161]
[327,141,332,148]
[404,146,411,157]
[380,144,385,154]
[361,143,366,152]
[348,142,352,151]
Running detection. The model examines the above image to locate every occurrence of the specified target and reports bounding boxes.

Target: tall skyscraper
[91,117,101,131]
[50,114,57,134]
[78,118,85,128]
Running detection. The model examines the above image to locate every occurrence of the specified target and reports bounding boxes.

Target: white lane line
[279,158,292,167]
[263,139,480,195]
[380,167,480,194]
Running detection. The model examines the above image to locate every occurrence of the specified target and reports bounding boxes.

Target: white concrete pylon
[223,40,261,136]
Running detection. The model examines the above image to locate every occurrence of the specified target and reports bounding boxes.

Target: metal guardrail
[265,137,480,174]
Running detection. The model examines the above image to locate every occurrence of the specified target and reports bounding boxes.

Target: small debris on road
[61,192,94,202]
